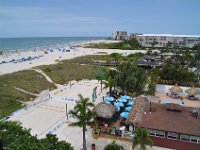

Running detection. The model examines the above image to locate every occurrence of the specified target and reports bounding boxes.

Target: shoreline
[0,39,146,75]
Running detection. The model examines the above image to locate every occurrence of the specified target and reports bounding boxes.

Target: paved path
[32,69,62,88]
[15,87,39,97]
[33,69,54,83]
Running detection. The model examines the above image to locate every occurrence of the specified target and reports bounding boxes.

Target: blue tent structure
[105,96,114,102]
[163,100,171,104]
[114,102,124,107]
[121,95,131,99]
[127,101,134,106]
[125,106,132,112]
[118,98,128,103]
[120,112,129,118]
[176,101,184,106]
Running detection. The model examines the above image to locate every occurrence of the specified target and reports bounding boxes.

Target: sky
[0,0,200,37]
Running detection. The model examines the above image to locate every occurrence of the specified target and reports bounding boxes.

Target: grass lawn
[0,70,56,119]
[85,41,144,50]
[38,60,97,85]
[70,55,113,63]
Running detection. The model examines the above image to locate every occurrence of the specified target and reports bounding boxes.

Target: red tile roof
[136,103,200,136]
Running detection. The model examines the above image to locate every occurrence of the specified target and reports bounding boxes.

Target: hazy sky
[0,0,200,37]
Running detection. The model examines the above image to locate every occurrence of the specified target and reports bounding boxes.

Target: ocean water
[0,37,106,52]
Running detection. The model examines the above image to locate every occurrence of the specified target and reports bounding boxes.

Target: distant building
[112,31,129,40]
[135,34,200,48]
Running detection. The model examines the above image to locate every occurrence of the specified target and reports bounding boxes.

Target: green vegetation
[70,55,112,63]
[0,121,73,150]
[132,128,153,150]
[94,62,147,97]
[116,63,147,96]
[0,70,56,118]
[192,43,200,51]
[104,141,125,150]
[38,60,96,85]
[69,94,95,150]
[85,39,144,50]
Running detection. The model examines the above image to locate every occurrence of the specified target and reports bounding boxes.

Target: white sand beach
[0,40,146,75]
[8,80,132,150]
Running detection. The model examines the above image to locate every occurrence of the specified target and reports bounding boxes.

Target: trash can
[91,143,96,150]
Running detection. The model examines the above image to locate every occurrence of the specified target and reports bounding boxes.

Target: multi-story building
[135,34,200,48]
[112,31,129,40]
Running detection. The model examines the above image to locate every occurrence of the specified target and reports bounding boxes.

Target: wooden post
[66,104,68,120]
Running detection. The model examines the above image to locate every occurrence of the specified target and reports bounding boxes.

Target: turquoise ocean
[0,37,106,52]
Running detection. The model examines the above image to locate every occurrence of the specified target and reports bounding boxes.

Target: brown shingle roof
[136,103,200,136]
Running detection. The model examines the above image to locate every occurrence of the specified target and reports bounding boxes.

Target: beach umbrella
[145,96,160,103]
[127,101,134,106]
[185,87,199,96]
[105,96,114,102]
[125,106,132,112]
[120,112,129,118]
[94,102,116,119]
[118,98,128,103]
[163,100,171,104]
[114,102,124,107]
[121,95,131,99]
[169,85,183,94]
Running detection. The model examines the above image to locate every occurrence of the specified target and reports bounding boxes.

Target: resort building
[132,103,200,150]
[134,34,200,48]
[112,31,129,40]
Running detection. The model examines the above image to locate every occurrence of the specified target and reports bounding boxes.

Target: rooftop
[136,34,200,38]
[136,103,200,136]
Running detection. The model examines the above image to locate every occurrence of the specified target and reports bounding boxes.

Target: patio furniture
[176,101,184,106]
[163,100,171,104]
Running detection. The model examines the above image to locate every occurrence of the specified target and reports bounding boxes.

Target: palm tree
[104,141,125,150]
[95,67,108,92]
[68,94,95,150]
[104,76,117,96]
[116,63,146,95]
[110,53,121,66]
[132,128,153,150]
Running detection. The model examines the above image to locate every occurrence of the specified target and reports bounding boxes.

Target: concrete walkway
[15,87,39,97]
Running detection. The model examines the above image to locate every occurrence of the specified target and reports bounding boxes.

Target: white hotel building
[135,34,200,48]
[112,31,129,40]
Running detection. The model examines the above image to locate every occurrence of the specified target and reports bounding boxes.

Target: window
[148,129,165,137]
[167,132,178,140]
[180,134,190,141]
[190,136,199,143]
[155,130,165,137]
[149,129,156,136]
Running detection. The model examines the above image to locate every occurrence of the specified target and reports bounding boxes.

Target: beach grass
[38,60,97,85]
[70,55,113,63]
[85,41,144,50]
[0,70,56,118]
[36,55,114,85]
